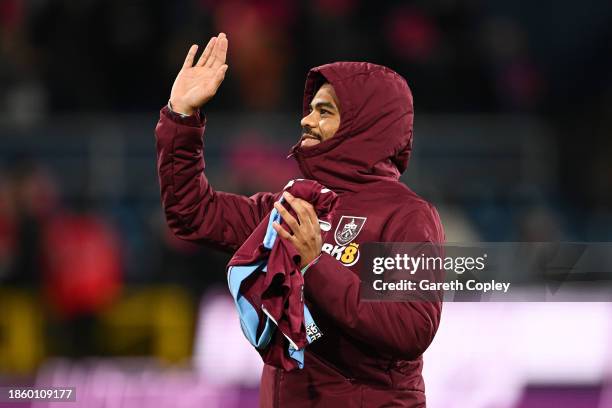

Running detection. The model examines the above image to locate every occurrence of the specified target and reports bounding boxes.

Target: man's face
[300,83,341,148]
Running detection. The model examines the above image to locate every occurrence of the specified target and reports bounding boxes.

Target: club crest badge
[334,216,367,246]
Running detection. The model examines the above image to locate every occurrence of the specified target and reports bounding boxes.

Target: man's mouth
[301,133,321,141]
[300,133,322,147]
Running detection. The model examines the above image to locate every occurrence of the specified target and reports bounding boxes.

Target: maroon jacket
[155,62,445,407]
[227,179,338,371]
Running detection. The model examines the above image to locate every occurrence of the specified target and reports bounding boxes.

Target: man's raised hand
[169,33,229,116]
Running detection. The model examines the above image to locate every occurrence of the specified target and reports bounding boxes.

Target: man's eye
[320,109,330,115]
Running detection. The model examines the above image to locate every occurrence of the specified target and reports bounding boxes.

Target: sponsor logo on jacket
[322,242,360,266]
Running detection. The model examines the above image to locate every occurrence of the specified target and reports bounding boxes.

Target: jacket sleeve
[304,205,445,360]
[155,106,277,252]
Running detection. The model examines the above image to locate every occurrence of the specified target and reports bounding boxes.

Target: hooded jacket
[155,61,445,407]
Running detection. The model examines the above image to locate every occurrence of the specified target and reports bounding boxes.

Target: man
[155,33,445,407]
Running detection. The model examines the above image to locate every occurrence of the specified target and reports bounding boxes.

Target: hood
[290,62,414,193]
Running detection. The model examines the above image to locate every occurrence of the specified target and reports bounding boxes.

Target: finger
[283,192,313,229]
[301,199,318,229]
[205,33,223,68]
[306,204,320,234]
[274,201,301,236]
[183,44,198,69]
[273,221,295,242]
[213,64,228,88]
[211,33,228,68]
[196,37,217,67]
[306,203,320,231]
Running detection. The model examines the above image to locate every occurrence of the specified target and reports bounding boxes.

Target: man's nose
[300,111,316,129]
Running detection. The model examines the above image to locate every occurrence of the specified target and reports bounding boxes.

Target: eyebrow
[310,101,337,111]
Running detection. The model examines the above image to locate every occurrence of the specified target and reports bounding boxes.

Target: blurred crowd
[0,0,610,114]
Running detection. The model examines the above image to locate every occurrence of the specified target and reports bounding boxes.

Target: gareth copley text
[373,279,511,293]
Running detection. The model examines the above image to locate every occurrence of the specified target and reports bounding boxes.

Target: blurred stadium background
[1,0,612,407]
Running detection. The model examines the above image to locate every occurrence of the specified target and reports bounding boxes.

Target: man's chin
[300,138,321,148]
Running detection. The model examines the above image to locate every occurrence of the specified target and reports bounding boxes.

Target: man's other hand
[273,192,323,269]
[169,33,229,116]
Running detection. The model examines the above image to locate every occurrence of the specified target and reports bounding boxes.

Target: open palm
[169,33,229,115]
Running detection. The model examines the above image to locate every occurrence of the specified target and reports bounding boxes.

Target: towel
[227,179,338,370]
